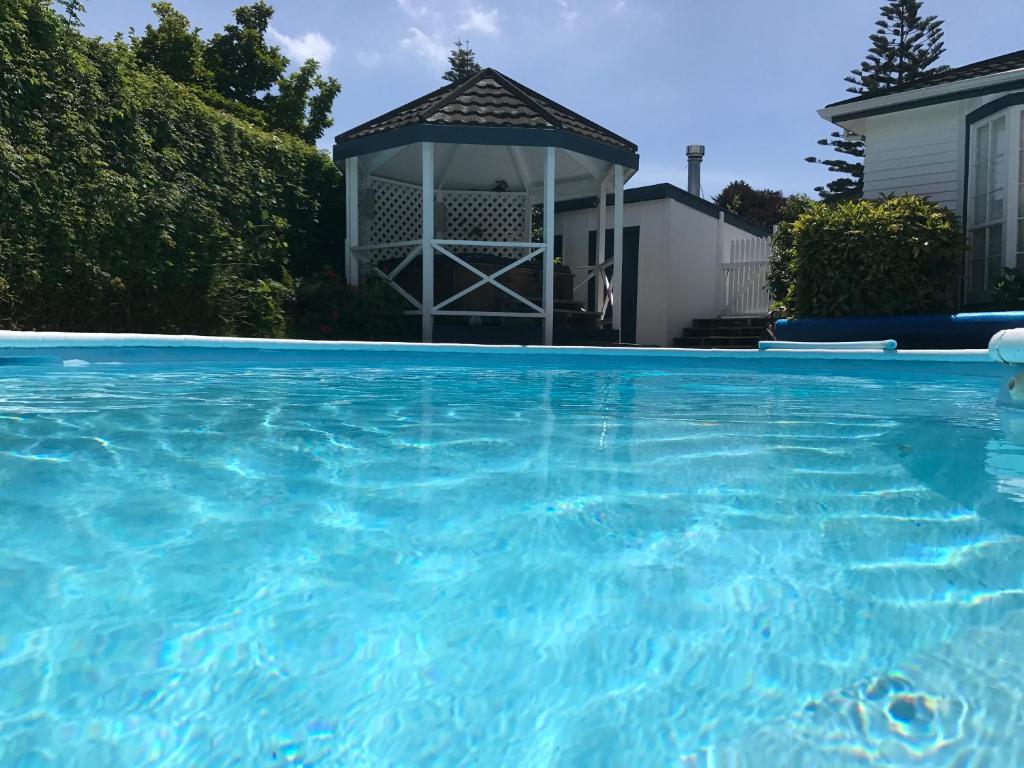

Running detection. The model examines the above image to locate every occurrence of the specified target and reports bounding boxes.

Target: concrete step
[682,326,766,339]
[692,316,768,329]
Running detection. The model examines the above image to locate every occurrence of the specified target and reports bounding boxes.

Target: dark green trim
[829,77,1024,123]
[556,183,770,238]
[965,91,1024,127]
[333,124,640,170]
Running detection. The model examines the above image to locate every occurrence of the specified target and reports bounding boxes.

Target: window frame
[966,105,1024,302]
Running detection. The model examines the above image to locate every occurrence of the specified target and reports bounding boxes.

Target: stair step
[692,317,767,329]
[554,327,620,346]
[682,326,767,338]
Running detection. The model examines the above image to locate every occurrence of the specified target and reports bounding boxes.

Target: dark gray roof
[827,48,1024,110]
[555,183,770,239]
[334,68,638,167]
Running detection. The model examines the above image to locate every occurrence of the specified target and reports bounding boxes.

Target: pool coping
[0,330,1001,365]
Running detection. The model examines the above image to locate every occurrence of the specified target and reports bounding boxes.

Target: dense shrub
[0,0,343,336]
[769,196,966,318]
[290,270,413,341]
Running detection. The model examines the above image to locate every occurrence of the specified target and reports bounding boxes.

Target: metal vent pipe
[686,144,705,197]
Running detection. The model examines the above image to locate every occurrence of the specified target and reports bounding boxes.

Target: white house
[819,48,1024,305]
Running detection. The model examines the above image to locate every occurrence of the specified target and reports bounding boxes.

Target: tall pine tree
[443,40,481,83]
[807,0,947,201]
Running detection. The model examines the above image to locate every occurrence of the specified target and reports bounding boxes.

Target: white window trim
[967,107,1024,299]
[1013,109,1024,268]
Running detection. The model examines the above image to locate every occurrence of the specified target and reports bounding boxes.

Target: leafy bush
[290,269,413,341]
[768,196,965,317]
[993,268,1024,310]
[0,0,343,336]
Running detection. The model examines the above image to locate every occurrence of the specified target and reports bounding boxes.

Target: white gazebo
[333,68,639,345]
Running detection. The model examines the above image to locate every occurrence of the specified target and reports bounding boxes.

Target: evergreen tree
[204,1,288,106]
[442,40,481,83]
[132,2,210,86]
[807,0,947,201]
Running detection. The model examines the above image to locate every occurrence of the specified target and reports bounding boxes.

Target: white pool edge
[0,330,999,364]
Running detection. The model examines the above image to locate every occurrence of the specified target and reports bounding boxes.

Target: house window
[967,115,1007,299]
[967,107,1024,302]
[1018,115,1024,267]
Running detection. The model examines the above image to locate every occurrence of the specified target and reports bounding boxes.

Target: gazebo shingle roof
[335,68,637,158]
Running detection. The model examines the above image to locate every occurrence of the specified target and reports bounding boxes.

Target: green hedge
[769,196,966,318]
[0,1,344,336]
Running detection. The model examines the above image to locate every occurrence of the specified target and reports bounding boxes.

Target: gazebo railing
[568,258,615,321]
[432,240,546,317]
[350,241,423,310]
[352,239,551,318]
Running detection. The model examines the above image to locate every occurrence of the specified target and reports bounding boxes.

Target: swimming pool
[2,337,1023,766]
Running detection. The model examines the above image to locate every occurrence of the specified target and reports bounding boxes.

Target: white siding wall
[556,198,759,347]
[556,199,669,346]
[861,101,965,213]
[860,89,1024,219]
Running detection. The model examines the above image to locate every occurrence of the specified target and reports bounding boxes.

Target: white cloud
[397,0,429,18]
[557,0,579,27]
[267,27,335,65]
[460,6,500,36]
[610,0,626,15]
[356,51,383,68]
[400,26,449,66]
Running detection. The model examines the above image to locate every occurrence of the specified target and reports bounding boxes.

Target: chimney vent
[686,144,705,197]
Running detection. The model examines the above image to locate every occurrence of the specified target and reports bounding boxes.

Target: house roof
[821,49,1024,123]
[827,48,1024,110]
[555,183,770,239]
[333,68,639,168]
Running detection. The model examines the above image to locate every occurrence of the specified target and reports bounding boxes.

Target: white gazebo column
[543,146,556,346]
[596,175,608,316]
[421,142,435,343]
[344,156,359,287]
[611,164,624,334]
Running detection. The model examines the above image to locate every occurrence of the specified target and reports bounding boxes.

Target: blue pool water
[2,353,1024,766]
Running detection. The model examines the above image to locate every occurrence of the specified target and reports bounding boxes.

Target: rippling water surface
[2,355,1023,766]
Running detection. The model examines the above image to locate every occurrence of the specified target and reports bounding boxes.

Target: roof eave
[819,67,1024,126]
[333,124,640,170]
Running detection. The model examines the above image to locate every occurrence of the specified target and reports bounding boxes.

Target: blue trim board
[333,124,640,170]
[775,312,1024,350]
[555,183,769,238]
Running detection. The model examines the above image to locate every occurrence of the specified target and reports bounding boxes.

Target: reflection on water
[0,359,1022,766]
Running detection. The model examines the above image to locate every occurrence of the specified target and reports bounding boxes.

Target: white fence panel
[722,236,771,316]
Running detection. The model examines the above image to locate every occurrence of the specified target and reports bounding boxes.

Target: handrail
[432,239,543,249]
[352,240,423,251]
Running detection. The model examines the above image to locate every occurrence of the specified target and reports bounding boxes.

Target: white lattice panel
[366,177,530,259]
[440,189,528,257]
[367,177,421,255]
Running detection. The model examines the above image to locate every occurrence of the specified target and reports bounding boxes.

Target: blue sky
[81,0,1024,197]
